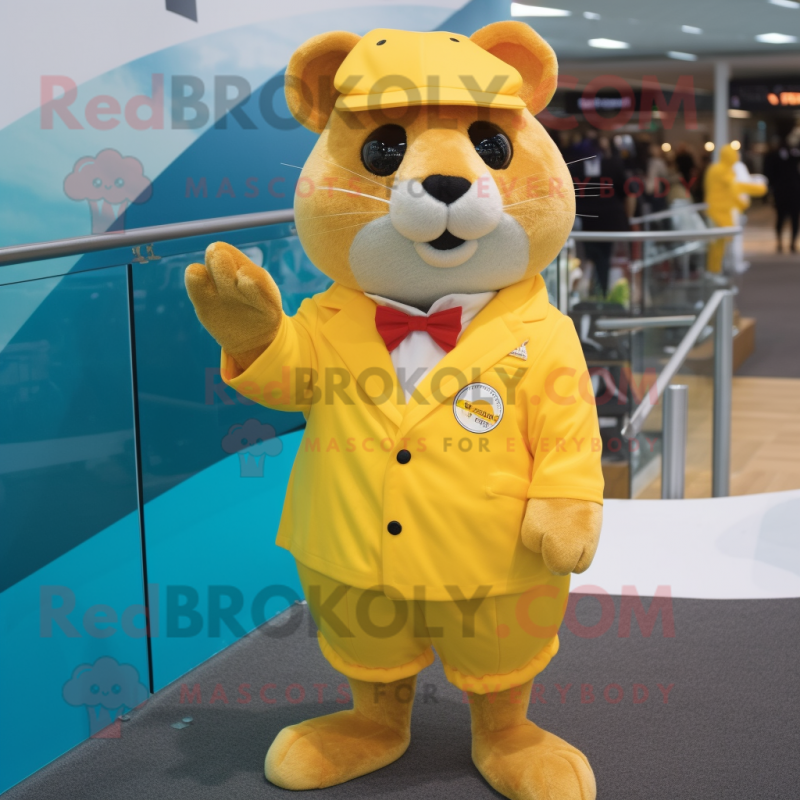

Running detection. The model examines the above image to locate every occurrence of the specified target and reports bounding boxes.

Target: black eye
[469,122,512,170]
[361,125,407,176]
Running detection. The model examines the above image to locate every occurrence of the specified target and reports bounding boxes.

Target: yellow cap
[334,29,525,111]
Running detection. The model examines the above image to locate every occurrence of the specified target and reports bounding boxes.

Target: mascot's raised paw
[521,498,603,575]
[184,241,283,370]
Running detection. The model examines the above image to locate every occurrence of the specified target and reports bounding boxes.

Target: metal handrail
[571,227,739,242]
[0,209,295,267]
[629,202,708,225]
[629,239,705,274]
[622,289,734,497]
[595,315,696,331]
[1,204,735,494]
[0,211,741,268]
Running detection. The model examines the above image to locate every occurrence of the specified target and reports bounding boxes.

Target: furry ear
[285,31,361,133]
[470,21,558,116]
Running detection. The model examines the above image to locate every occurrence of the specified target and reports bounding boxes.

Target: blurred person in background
[764,130,800,253]
[665,146,707,277]
[674,142,697,187]
[695,151,712,203]
[644,142,670,215]
[731,151,768,273]
[568,133,630,296]
[666,149,691,207]
[705,144,767,273]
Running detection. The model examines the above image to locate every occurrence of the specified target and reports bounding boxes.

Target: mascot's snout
[390,171,504,268]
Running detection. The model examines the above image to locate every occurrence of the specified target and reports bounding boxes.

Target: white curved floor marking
[575,490,800,599]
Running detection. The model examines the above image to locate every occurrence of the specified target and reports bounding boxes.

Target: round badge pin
[453,382,504,434]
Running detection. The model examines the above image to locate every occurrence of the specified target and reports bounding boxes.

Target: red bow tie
[375,305,463,353]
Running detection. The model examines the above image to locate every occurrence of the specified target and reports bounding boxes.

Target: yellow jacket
[222,275,603,600]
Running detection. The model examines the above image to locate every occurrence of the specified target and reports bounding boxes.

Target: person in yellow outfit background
[705,143,767,273]
[185,22,604,800]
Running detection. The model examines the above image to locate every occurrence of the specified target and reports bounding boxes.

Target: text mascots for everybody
[186,21,605,800]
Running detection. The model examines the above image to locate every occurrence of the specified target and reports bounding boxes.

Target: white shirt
[365,291,497,401]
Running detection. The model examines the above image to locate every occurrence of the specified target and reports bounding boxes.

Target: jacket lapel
[315,275,551,434]
[397,275,550,439]
[319,285,405,428]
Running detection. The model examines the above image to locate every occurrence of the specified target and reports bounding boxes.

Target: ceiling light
[755,32,799,43]
[731,140,741,150]
[510,3,571,16]
[661,143,672,152]
[588,38,631,49]
[768,0,800,8]
[583,11,601,19]
[681,25,703,34]
[728,109,751,118]
[668,51,698,60]
[704,142,715,152]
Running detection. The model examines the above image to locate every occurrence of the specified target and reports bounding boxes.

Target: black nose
[421,174,471,205]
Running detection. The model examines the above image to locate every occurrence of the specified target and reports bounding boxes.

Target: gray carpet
[736,254,800,378]
[5,596,799,800]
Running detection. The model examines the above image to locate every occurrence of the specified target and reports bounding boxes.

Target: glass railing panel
[638,237,715,317]
[566,229,730,499]
[0,222,332,781]
[0,263,149,792]
[627,325,715,499]
[129,229,331,688]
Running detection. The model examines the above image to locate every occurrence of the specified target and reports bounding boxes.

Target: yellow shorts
[297,562,570,695]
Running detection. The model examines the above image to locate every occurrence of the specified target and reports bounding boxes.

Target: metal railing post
[662,385,689,499]
[712,291,734,497]
[558,246,570,314]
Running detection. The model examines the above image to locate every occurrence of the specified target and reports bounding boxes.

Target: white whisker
[564,155,599,166]
[499,176,607,197]
[295,210,385,222]
[301,219,378,238]
[502,185,608,201]
[324,187,391,204]
[497,157,599,194]
[311,154,394,193]
[575,213,600,218]
[504,190,602,209]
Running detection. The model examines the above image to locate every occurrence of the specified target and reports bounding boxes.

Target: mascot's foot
[265,676,415,790]
[470,680,596,800]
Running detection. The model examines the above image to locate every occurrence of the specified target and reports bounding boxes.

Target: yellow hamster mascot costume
[704,143,767,273]
[186,22,604,800]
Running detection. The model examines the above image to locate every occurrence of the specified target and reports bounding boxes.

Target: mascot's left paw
[521,498,602,575]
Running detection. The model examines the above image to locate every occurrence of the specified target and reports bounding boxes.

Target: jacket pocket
[486,473,531,501]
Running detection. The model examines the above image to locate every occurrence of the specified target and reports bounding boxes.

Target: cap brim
[335,86,526,111]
